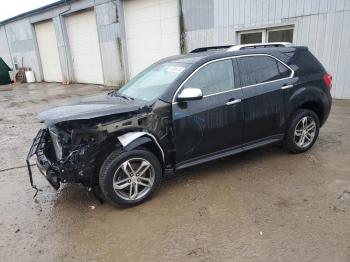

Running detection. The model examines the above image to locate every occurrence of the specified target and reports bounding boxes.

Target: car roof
[157,52,216,65]
[158,45,307,66]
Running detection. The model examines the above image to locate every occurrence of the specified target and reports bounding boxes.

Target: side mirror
[177,88,203,102]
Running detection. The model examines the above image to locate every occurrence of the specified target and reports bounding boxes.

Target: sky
[0,0,58,22]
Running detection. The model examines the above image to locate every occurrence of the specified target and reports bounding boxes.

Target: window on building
[240,31,263,44]
[238,27,294,44]
[182,59,235,96]
[237,56,291,87]
[268,28,293,42]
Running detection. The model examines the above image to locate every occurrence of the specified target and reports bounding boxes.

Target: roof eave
[0,0,68,25]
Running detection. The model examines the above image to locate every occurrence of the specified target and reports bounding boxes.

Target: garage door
[65,10,104,84]
[35,20,62,82]
[124,0,180,78]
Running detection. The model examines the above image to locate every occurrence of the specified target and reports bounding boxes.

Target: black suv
[27,43,332,207]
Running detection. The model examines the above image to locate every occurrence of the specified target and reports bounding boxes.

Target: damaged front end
[26,102,172,196]
[26,89,174,197]
[27,121,108,191]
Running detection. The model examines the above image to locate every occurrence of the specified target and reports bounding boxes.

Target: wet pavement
[0,83,350,262]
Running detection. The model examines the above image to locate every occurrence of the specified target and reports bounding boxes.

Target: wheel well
[93,135,164,183]
[299,101,324,124]
[135,141,164,167]
[93,134,123,184]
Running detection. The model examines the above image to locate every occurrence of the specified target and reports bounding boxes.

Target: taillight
[323,73,332,90]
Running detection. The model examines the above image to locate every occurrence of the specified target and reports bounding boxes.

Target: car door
[172,58,244,165]
[236,54,293,144]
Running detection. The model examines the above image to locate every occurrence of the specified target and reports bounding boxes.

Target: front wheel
[99,148,162,207]
[284,109,320,153]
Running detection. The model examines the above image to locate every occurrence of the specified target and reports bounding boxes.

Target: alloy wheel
[294,116,316,148]
[113,158,155,201]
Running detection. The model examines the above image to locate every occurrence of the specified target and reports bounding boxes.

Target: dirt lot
[0,83,349,262]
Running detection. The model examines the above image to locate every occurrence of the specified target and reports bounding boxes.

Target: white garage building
[0,0,349,99]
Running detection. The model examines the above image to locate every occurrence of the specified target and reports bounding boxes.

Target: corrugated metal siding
[95,2,124,86]
[0,27,12,67]
[0,0,125,86]
[3,19,42,81]
[182,0,350,98]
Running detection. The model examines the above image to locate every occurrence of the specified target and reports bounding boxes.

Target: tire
[284,109,320,153]
[99,148,162,207]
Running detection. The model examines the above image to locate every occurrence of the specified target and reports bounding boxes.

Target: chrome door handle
[281,84,293,90]
[226,99,241,106]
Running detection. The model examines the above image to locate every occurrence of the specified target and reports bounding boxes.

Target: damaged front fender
[117,131,165,162]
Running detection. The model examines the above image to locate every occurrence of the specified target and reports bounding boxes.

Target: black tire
[284,109,320,153]
[99,148,162,207]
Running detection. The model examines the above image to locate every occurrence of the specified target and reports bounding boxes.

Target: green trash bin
[0,58,12,85]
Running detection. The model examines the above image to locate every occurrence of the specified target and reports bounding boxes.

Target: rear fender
[286,85,330,125]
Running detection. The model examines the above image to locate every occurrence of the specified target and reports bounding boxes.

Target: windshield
[116,62,188,102]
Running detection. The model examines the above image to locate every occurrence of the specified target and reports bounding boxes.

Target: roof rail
[190,45,233,53]
[227,42,293,52]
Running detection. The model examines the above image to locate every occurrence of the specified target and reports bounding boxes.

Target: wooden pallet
[15,68,26,83]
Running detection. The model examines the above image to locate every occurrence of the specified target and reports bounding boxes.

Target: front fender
[117,131,165,162]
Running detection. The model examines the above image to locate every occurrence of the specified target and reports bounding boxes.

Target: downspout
[3,25,15,70]
[58,0,72,83]
[179,0,187,54]
[112,0,130,82]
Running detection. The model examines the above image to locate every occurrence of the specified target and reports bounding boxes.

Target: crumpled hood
[38,93,147,126]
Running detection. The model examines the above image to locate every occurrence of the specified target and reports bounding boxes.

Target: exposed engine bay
[26,94,172,192]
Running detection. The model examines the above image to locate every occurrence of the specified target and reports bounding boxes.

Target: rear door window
[237,55,292,87]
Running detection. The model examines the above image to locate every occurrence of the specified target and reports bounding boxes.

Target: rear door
[236,54,293,144]
[173,59,244,164]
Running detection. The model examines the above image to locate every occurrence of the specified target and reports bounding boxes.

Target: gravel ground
[0,83,349,262]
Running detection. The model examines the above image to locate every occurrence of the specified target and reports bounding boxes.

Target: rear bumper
[320,90,332,127]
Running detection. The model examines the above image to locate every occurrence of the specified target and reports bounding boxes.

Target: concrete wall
[181,0,350,99]
[0,0,125,86]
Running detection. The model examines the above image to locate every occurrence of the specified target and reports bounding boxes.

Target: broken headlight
[49,128,63,160]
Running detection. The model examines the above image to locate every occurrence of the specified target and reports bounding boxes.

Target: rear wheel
[284,109,320,153]
[99,148,162,207]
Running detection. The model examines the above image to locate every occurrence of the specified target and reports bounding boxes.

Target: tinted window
[237,56,291,87]
[182,59,234,96]
[277,61,292,78]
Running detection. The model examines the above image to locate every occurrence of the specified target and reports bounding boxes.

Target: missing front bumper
[26,129,60,192]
